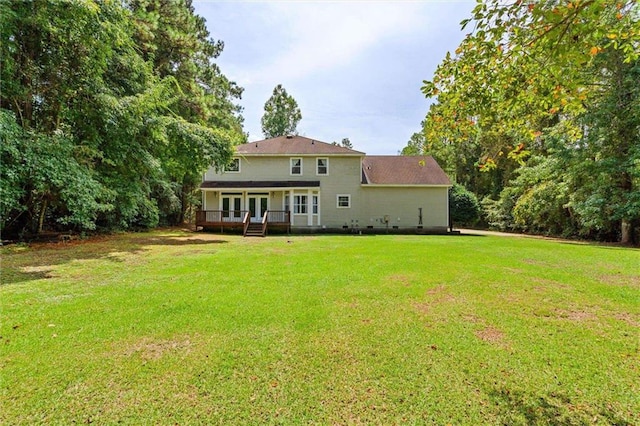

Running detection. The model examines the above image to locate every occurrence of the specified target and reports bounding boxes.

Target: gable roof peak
[236,135,365,155]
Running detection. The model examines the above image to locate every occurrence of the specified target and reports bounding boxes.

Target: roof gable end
[362,156,452,186]
[236,135,365,155]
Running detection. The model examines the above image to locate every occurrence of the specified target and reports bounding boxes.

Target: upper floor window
[316,158,328,175]
[225,158,240,173]
[290,158,302,175]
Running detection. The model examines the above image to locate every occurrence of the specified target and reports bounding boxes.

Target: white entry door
[248,195,268,222]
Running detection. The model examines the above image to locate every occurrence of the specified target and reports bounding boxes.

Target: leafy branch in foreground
[417,0,639,243]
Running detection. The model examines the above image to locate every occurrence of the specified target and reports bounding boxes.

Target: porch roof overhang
[200,180,320,191]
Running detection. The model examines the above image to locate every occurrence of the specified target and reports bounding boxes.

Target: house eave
[200,180,321,191]
[360,184,453,188]
[234,153,365,157]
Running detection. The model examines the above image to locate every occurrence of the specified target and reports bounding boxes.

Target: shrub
[449,184,480,226]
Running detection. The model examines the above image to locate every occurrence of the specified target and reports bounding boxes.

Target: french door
[248,195,268,222]
[221,195,242,221]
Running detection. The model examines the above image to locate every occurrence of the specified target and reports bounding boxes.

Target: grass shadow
[1,230,227,286]
[559,240,640,251]
[131,237,228,246]
[488,387,634,425]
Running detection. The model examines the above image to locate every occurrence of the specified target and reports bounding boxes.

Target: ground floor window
[337,194,351,208]
[294,195,308,214]
[312,195,318,214]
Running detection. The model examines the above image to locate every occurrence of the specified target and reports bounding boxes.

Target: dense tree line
[1,0,246,238]
[408,0,639,244]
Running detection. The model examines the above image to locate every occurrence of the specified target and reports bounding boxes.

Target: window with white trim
[225,158,240,173]
[316,158,328,175]
[284,195,290,212]
[290,158,302,175]
[312,195,319,214]
[293,195,308,214]
[337,194,351,208]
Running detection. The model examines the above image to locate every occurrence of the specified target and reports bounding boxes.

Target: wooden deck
[196,210,291,236]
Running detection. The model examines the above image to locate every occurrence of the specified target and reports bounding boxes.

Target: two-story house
[196,135,452,235]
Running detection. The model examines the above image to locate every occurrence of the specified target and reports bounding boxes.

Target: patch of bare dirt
[119,337,193,361]
[529,277,570,289]
[461,314,510,348]
[388,274,412,287]
[413,285,456,314]
[598,274,640,289]
[462,314,482,324]
[475,326,507,345]
[173,248,213,256]
[615,313,640,328]
[555,309,598,321]
[522,258,553,267]
[20,265,56,278]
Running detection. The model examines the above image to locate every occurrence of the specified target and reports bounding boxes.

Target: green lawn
[1,230,638,424]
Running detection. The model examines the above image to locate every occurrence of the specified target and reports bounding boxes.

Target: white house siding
[315,157,363,229]
[204,155,362,182]
[359,186,449,230]
[201,153,450,231]
[204,155,364,229]
[203,190,216,211]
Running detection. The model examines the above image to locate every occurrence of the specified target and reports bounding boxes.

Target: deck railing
[197,210,291,234]
[266,210,290,224]
[196,210,248,226]
[260,211,268,235]
[242,212,251,236]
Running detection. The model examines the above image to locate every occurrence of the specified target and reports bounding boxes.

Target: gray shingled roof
[236,135,365,155]
[362,156,452,186]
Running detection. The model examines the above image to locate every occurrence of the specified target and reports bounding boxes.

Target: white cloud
[244,2,425,84]
[194,0,476,153]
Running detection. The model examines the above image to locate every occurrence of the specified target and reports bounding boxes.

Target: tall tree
[261,84,302,138]
[127,0,245,224]
[0,0,244,237]
[421,0,640,243]
[333,138,354,149]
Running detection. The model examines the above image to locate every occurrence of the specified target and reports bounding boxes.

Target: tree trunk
[38,198,48,234]
[178,184,187,224]
[621,219,632,245]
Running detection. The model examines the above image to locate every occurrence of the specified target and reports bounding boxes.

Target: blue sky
[193,1,475,154]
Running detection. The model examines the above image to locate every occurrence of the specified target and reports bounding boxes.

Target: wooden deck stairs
[244,222,265,237]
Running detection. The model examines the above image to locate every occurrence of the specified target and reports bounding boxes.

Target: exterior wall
[203,190,217,211]
[203,190,285,212]
[204,155,364,229]
[202,155,450,231]
[358,186,449,229]
[204,155,361,182]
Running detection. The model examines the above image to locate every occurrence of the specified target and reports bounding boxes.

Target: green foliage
[449,184,480,226]
[332,138,354,149]
[1,110,112,233]
[400,131,425,156]
[340,137,353,149]
[261,84,302,138]
[0,1,245,236]
[421,0,640,243]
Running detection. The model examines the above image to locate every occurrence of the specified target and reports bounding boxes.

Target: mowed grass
[1,230,638,425]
